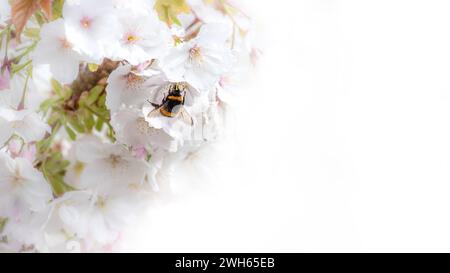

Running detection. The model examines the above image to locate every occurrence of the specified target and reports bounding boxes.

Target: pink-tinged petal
[102,232,123,252]
[7,138,22,156]
[0,69,10,90]
[20,143,37,163]
[132,146,147,160]
[250,47,262,66]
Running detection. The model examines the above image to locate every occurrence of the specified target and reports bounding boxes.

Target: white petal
[15,112,50,143]
[50,56,80,84]
[106,64,153,112]
[88,211,118,244]
[16,158,53,211]
[0,151,14,185]
[33,19,81,84]
[74,135,109,163]
[0,116,13,146]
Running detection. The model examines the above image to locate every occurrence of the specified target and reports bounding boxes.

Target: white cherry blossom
[106,64,164,112]
[25,65,53,111]
[0,108,50,146]
[0,152,52,214]
[2,208,51,252]
[162,23,234,91]
[112,12,172,65]
[0,0,255,252]
[55,189,143,245]
[0,75,26,109]
[111,106,180,151]
[73,136,148,190]
[33,19,82,84]
[112,0,154,15]
[63,0,121,62]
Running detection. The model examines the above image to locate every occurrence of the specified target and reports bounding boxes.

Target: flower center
[11,169,24,187]
[95,196,107,209]
[74,161,84,178]
[80,17,92,29]
[189,46,203,62]
[125,33,139,44]
[108,154,122,168]
[59,38,72,49]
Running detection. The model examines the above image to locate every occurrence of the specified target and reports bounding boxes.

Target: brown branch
[64,59,119,111]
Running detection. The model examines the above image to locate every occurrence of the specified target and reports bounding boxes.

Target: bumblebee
[147,82,193,125]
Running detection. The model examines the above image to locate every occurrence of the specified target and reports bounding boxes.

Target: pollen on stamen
[125,33,139,44]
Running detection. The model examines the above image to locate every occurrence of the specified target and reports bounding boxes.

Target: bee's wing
[146,99,160,108]
[146,105,163,119]
[178,107,194,126]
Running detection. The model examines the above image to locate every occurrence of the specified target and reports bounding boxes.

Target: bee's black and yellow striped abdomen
[159,86,185,117]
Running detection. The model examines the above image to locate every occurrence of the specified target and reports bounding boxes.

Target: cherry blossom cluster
[0,0,255,252]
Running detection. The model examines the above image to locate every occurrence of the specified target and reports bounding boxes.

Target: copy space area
[124,0,450,252]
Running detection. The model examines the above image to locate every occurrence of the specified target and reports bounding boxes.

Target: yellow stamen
[127,35,138,43]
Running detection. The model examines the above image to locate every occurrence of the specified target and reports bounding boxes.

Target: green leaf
[11,60,32,74]
[86,104,110,121]
[98,93,107,107]
[67,114,85,133]
[85,85,104,106]
[154,0,190,26]
[36,122,61,155]
[39,148,76,197]
[51,79,63,97]
[95,117,105,131]
[47,111,62,126]
[169,12,182,26]
[65,124,77,141]
[43,168,75,197]
[51,179,70,196]
[34,11,47,26]
[77,91,88,108]
[83,110,95,132]
[107,124,116,142]
[39,97,57,113]
[50,80,72,100]
[52,0,65,19]
[61,86,73,100]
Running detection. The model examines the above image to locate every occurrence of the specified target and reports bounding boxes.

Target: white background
[124,0,450,252]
